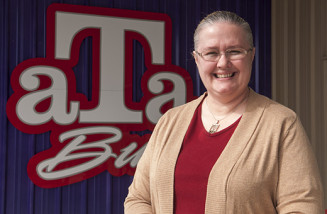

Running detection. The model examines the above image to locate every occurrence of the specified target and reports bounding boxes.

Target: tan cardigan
[124,89,324,214]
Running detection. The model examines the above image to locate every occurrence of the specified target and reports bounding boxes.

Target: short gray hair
[194,11,254,49]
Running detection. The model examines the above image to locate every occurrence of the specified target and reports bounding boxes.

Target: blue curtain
[0,0,271,213]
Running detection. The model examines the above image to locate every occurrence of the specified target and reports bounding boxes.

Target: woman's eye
[204,52,218,56]
[227,50,242,55]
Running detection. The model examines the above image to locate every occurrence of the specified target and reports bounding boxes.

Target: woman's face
[194,22,255,99]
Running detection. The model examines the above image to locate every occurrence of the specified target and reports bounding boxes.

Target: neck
[206,88,250,117]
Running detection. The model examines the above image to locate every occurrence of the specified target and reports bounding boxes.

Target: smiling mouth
[214,73,235,78]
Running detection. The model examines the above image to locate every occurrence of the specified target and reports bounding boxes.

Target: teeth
[216,73,233,78]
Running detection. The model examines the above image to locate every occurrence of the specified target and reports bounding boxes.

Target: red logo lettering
[6,3,195,188]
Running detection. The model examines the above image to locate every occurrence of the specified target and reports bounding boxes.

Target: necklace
[205,91,249,134]
[205,99,230,134]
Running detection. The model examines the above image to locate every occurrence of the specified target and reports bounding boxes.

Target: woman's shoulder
[250,90,297,121]
[247,91,303,139]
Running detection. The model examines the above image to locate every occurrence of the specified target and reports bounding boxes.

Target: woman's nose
[216,54,230,68]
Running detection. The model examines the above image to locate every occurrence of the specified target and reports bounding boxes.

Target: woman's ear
[193,51,199,66]
[251,47,256,61]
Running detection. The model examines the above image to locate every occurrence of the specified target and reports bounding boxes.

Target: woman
[124,11,324,213]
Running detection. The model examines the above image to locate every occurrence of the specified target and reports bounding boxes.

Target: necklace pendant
[209,122,220,134]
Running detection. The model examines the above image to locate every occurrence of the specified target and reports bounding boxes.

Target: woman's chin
[211,85,237,95]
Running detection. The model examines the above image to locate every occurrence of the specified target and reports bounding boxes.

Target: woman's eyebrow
[201,45,245,51]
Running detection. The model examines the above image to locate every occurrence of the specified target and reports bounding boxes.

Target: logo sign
[6,4,195,188]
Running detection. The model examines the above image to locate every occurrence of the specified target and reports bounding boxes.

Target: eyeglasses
[194,48,253,62]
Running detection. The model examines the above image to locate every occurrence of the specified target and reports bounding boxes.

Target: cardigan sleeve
[124,142,153,214]
[124,115,166,213]
[124,134,156,213]
[124,137,154,213]
[276,116,324,214]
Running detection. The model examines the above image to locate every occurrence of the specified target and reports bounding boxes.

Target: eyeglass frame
[193,47,253,62]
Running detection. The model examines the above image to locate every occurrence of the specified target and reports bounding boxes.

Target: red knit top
[174,102,241,214]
